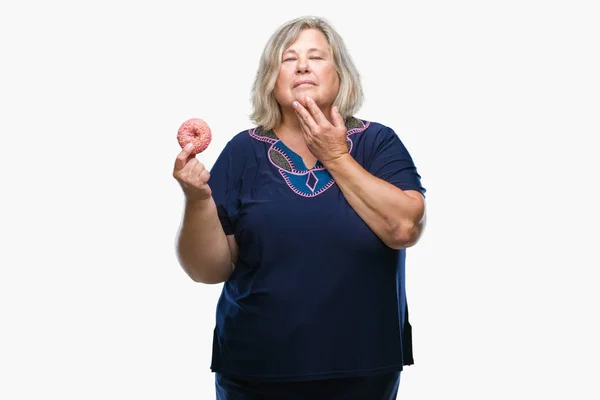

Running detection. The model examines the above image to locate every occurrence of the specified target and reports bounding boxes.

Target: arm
[175,198,234,284]
[292,97,426,249]
[173,143,235,284]
[324,154,426,249]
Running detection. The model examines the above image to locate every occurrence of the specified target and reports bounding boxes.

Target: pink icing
[177,118,212,154]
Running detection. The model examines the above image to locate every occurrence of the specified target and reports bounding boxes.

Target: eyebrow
[283,48,326,55]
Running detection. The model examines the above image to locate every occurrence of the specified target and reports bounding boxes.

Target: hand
[173,143,212,202]
[292,97,348,165]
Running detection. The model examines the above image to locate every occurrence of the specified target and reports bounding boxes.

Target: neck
[277,103,333,139]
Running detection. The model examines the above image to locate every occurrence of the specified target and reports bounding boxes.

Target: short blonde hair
[250,16,364,130]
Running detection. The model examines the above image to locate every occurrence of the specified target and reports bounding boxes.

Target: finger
[174,158,199,183]
[292,101,319,132]
[191,162,207,181]
[331,106,346,128]
[295,112,312,139]
[198,183,212,197]
[304,97,329,125]
[294,106,313,134]
[178,157,199,176]
[192,170,210,191]
[174,143,195,171]
[199,168,210,184]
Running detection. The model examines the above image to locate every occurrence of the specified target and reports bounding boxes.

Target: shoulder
[351,118,403,148]
[362,120,397,137]
[225,126,279,149]
[348,117,396,137]
[215,127,259,159]
[224,128,256,148]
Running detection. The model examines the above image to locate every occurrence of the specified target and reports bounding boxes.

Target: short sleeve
[367,127,426,198]
[208,141,240,235]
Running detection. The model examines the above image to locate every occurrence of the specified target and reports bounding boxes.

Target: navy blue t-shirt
[207,117,426,382]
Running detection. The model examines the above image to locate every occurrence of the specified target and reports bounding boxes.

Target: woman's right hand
[173,143,212,202]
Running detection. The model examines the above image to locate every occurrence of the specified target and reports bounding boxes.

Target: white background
[1,0,599,398]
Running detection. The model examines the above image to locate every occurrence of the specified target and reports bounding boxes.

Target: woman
[173,16,427,399]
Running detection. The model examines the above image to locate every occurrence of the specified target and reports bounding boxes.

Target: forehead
[283,28,330,52]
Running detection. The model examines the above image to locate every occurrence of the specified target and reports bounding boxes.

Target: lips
[293,81,315,88]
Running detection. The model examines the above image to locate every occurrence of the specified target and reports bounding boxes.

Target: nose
[296,57,310,74]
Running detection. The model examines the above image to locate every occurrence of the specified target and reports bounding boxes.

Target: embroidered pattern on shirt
[249,117,370,197]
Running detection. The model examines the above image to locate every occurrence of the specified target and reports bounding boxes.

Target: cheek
[274,76,292,103]
[324,71,340,93]
[275,69,293,91]
[320,66,338,85]
[274,79,286,95]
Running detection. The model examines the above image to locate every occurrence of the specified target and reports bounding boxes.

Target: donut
[177,118,212,154]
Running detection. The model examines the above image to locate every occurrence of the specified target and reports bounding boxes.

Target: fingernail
[185,143,193,150]
[293,101,299,108]
[333,106,338,113]
[306,96,312,103]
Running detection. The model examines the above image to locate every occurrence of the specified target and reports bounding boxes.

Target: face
[273,28,340,112]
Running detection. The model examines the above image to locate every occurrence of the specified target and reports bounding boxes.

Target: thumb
[174,143,195,171]
[331,106,345,127]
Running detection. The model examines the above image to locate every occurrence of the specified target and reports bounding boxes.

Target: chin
[296,96,321,107]
[297,97,311,107]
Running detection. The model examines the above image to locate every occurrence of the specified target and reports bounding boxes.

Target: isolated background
[1,0,599,398]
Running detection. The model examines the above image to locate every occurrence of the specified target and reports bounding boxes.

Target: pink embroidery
[279,170,337,198]
[306,171,318,192]
[249,127,278,144]
[248,119,370,197]
[346,120,370,154]
[270,146,299,172]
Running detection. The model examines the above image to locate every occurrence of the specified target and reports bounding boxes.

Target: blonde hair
[250,16,364,130]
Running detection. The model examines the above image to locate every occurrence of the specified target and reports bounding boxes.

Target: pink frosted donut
[177,118,212,154]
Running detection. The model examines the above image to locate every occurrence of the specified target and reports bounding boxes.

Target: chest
[278,140,318,170]
[234,168,386,257]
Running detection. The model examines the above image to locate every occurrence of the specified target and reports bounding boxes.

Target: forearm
[175,198,232,283]
[325,154,425,249]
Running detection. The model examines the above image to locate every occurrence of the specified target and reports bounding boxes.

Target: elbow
[387,199,427,250]
[189,274,225,285]
[388,227,417,250]
[186,266,231,284]
[175,240,233,284]
[176,251,232,284]
[186,268,211,284]
[387,219,425,250]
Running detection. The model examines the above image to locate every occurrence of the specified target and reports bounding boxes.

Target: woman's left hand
[293,97,348,165]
